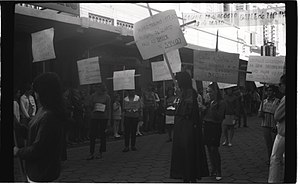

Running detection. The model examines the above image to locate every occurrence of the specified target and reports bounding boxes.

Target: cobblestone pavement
[14,116,272,183]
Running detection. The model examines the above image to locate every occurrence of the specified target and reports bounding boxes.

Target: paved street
[15,116,271,183]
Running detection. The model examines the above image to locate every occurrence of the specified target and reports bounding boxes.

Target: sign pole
[163,80,166,107]
[146,4,178,88]
[42,62,46,73]
[215,29,219,52]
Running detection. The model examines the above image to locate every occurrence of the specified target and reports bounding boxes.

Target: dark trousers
[238,106,247,127]
[89,119,108,154]
[124,117,138,148]
[143,107,155,131]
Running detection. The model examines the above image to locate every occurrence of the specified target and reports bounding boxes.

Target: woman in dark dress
[203,82,226,181]
[170,72,209,182]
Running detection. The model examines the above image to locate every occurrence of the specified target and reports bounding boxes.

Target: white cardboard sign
[194,51,240,84]
[31,28,56,62]
[246,56,285,84]
[113,70,135,91]
[77,57,102,85]
[133,10,187,60]
[151,49,182,81]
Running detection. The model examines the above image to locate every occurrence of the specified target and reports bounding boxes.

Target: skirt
[203,121,222,147]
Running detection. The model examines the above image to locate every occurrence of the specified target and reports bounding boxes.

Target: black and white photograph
[1,1,296,183]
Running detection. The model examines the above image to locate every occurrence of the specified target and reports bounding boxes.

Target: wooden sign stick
[146,4,178,88]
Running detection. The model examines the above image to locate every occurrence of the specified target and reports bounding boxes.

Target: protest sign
[183,7,285,28]
[113,70,135,91]
[77,57,102,85]
[194,51,240,84]
[94,103,106,112]
[133,10,187,60]
[151,61,172,81]
[31,28,56,62]
[246,56,285,84]
[151,49,181,81]
[165,49,181,73]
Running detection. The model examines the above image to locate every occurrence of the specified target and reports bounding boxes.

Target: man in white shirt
[20,85,36,125]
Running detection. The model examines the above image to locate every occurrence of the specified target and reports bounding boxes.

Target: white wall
[79,3,285,56]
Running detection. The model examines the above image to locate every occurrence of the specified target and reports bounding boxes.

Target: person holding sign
[86,83,111,160]
[112,93,122,139]
[202,82,226,181]
[258,85,280,165]
[14,73,65,182]
[165,87,177,142]
[170,72,209,182]
[122,90,142,152]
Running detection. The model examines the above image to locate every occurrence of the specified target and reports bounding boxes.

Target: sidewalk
[14,116,271,183]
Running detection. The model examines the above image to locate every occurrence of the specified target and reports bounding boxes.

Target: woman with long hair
[203,82,226,181]
[14,72,66,182]
[170,71,209,182]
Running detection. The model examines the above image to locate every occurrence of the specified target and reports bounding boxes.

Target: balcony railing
[116,20,134,30]
[88,13,114,26]
[18,3,42,10]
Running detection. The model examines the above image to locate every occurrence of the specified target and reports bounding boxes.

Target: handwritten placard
[151,61,172,81]
[31,28,56,62]
[165,49,181,73]
[124,101,140,110]
[194,51,240,84]
[77,57,102,85]
[183,7,285,28]
[151,50,181,81]
[246,56,285,84]
[113,70,135,91]
[133,10,187,60]
[94,103,106,112]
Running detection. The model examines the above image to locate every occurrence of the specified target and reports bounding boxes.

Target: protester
[14,72,66,182]
[222,87,239,147]
[122,90,142,152]
[258,85,280,165]
[20,84,37,128]
[165,87,176,142]
[153,85,161,132]
[72,88,85,143]
[237,87,248,127]
[81,88,91,141]
[86,83,111,160]
[251,89,261,115]
[268,74,286,183]
[112,93,122,138]
[170,72,209,182]
[142,86,156,132]
[63,87,75,146]
[196,89,206,119]
[14,88,27,148]
[202,82,226,181]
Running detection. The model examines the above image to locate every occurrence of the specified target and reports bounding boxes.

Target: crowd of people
[13,71,285,183]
